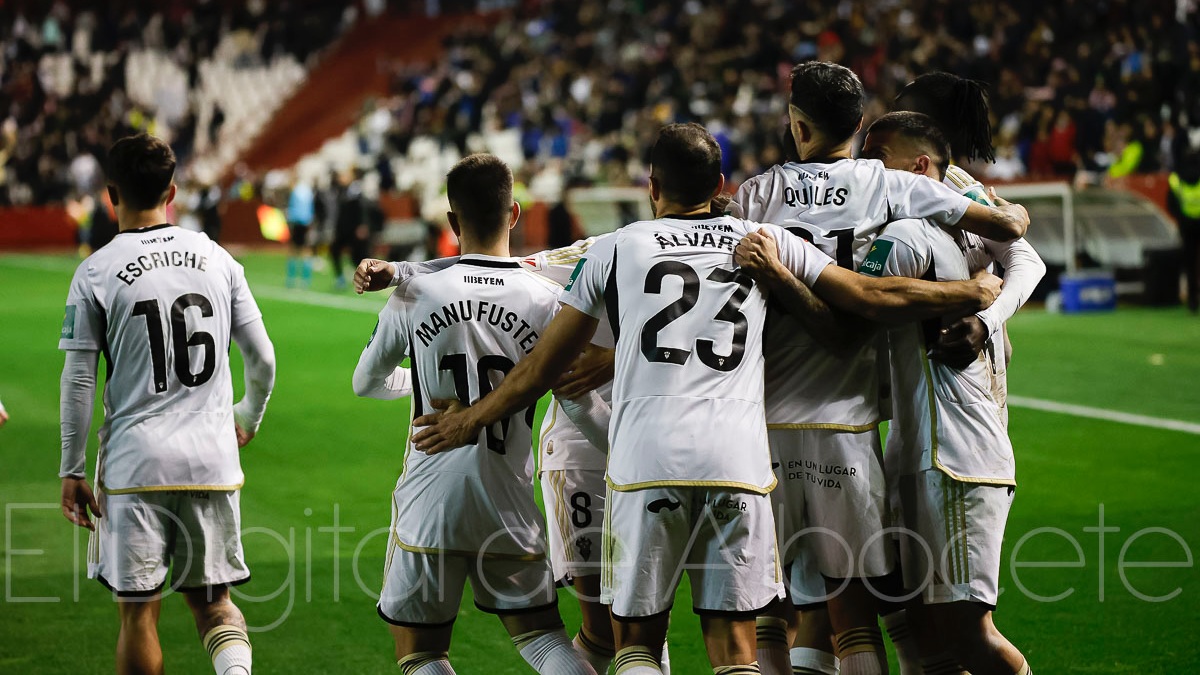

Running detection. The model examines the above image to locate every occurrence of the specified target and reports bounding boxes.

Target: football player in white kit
[353,154,597,675]
[355,242,637,674]
[58,134,276,675]
[407,124,1003,674]
[729,62,1031,675]
[855,112,1038,675]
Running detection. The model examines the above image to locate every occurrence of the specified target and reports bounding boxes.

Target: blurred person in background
[1168,152,1200,313]
[285,174,315,288]
[329,168,369,289]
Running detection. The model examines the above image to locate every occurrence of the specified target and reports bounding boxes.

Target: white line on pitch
[1007,395,1200,435]
[252,285,385,314]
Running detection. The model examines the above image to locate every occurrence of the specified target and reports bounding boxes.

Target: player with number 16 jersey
[60,223,262,493]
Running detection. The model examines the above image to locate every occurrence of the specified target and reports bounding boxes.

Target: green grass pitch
[1,250,1197,673]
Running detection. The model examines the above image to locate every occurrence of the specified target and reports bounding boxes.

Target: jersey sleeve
[352,284,414,399]
[729,170,779,221]
[522,237,601,286]
[943,165,993,205]
[229,255,263,328]
[58,263,103,352]
[975,236,1046,334]
[760,223,834,286]
[884,170,974,227]
[858,219,931,279]
[389,257,460,287]
[560,234,616,319]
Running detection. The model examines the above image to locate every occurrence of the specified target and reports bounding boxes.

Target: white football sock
[574,631,615,673]
[659,640,671,675]
[203,625,252,675]
[881,610,921,675]
[397,652,455,674]
[614,646,663,674]
[791,646,840,674]
[514,627,597,674]
[756,616,792,675]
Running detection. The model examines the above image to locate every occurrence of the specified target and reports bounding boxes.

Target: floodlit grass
[1,250,1196,673]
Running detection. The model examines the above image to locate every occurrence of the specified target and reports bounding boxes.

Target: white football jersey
[731,158,975,428]
[58,224,262,493]
[562,214,833,493]
[359,254,561,556]
[863,218,1014,484]
[524,237,615,471]
[390,239,616,472]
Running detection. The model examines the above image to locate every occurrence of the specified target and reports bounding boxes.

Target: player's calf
[184,587,252,675]
[116,597,164,675]
[502,606,599,674]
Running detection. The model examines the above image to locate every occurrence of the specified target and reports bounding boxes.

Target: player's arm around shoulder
[811,220,1002,324]
[352,282,415,400]
[353,256,460,294]
[734,225,870,355]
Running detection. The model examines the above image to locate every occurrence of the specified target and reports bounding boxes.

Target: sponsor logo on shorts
[646,498,682,513]
[574,535,593,561]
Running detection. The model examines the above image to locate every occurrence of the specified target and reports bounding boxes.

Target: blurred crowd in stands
[4,0,1200,219]
[369,0,1200,196]
[0,0,347,216]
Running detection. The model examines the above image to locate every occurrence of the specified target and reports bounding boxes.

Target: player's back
[871,219,1013,484]
[392,255,560,555]
[594,214,809,492]
[60,224,257,491]
[732,158,969,428]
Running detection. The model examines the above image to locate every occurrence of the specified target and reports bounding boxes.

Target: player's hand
[735,229,786,280]
[931,315,989,369]
[61,477,102,530]
[970,269,1003,309]
[988,187,1030,230]
[553,344,615,400]
[0,407,8,428]
[354,259,396,294]
[411,399,480,455]
[710,192,733,214]
[235,422,255,448]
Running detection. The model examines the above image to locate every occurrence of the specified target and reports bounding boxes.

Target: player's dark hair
[896,72,995,163]
[867,111,953,177]
[649,122,722,207]
[789,61,865,143]
[445,153,513,241]
[106,133,176,211]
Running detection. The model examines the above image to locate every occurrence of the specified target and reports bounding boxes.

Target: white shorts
[540,469,606,582]
[88,490,248,596]
[602,486,783,618]
[769,428,894,582]
[896,469,1014,608]
[377,537,558,627]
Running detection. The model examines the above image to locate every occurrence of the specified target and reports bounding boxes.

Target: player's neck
[117,207,170,232]
[654,200,710,219]
[458,237,510,258]
[798,138,854,163]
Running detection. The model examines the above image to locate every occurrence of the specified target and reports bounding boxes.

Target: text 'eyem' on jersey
[413,300,541,353]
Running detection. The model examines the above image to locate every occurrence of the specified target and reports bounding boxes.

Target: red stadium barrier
[0,207,78,250]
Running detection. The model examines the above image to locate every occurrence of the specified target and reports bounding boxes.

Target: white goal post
[993,182,1076,273]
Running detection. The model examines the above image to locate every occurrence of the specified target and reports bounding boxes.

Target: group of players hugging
[60,62,1043,675]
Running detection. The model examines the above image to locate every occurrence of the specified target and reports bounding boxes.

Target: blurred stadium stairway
[236,12,491,177]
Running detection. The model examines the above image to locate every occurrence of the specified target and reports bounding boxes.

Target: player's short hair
[789,61,865,143]
[896,72,995,163]
[649,122,722,207]
[867,112,952,177]
[106,134,176,211]
[446,153,513,241]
